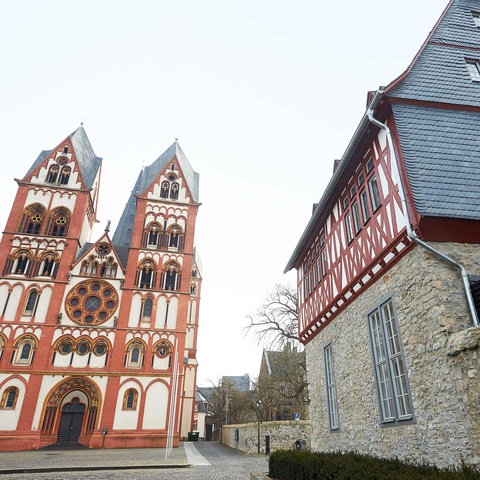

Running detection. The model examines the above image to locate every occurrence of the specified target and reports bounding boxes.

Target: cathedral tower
[0,129,202,450]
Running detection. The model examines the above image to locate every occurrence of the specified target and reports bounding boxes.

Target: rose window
[65,280,118,326]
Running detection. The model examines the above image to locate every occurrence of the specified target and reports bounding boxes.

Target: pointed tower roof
[23,126,102,189]
[112,141,199,248]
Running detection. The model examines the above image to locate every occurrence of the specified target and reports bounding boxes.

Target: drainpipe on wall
[366,100,480,327]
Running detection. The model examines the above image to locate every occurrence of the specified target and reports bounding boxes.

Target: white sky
[0,0,448,386]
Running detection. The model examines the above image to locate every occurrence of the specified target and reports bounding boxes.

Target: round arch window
[65,280,119,326]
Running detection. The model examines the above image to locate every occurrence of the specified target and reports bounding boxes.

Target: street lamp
[256,399,262,454]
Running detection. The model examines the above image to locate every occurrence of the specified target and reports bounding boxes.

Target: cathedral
[0,127,202,450]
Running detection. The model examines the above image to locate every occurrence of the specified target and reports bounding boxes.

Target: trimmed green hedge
[268,450,480,480]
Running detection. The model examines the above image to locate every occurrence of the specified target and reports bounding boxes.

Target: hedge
[268,450,480,480]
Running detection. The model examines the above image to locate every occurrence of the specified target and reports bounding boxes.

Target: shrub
[268,450,480,480]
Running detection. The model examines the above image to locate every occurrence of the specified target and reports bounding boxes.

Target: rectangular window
[360,189,370,223]
[349,184,356,199]
[320,249,327,277]
[368,174,381,211]
[466,59,480,82]
[324,343,339,430]
[357,171,364,186]
[365,156,374,174]
[352,201,361,233]
[345,212,353,243]
[368,298,413,423]
[342,196,348,210]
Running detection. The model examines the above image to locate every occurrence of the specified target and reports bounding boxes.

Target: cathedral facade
[0,127,202,450]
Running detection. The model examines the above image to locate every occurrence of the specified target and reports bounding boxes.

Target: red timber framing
[297,125,413,344]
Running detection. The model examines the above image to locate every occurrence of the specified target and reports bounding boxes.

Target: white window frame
[368,297,413,424]
[14,339,35,365]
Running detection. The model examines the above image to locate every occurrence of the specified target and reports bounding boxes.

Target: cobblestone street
[1,442,269,480]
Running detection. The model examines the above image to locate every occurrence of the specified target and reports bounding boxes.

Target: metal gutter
[366,105,480,327]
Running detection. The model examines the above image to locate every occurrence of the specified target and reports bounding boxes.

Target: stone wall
[222,420,310,454]
[306,242,480,469]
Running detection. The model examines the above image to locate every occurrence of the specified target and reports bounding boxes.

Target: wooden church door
[57,398,85,446]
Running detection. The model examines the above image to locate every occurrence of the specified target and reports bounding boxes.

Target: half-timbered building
[286,0,480,468]
[0,127,202,450]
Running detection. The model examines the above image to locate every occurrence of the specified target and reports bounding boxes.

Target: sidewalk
[0,443,195,475]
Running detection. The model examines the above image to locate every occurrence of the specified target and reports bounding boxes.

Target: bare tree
[245,283,299,349]
[205,378,256,427]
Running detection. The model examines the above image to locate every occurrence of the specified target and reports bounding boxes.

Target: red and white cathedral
[0,127,202,450]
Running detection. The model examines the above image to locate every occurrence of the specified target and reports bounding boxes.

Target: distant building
[257,343,307,421]
[221,374,251,392]
[286,0,480,468]
[193,388,214,440]
[0,128,202,450]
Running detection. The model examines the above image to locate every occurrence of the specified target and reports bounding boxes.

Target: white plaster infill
[183,442,211,465]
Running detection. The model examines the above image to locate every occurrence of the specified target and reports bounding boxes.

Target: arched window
[1,387,19,409]
[163,262,180,291]
[46,207,71,237]
[140,297,153,322]
[76,340,91,356]
[59,166,71,185]
[81,255,98,275]
[138,260,156,289]
[46,164,60,183]
[40,253,56,276]
[100,257,117,277]
[190,284,196,295]
[125,341,145,368]
[145,222,161,247]
[12,251,31,275]
[160,181,170,198]
[123,389,138,410]
[57,338,74,355]
[0,335,5,360]
[24,289,39,316]
[170,182,179,200]
[92,340,108,357]
[18,203,46,234]
[167,226,183,249]
[13,336,36,365]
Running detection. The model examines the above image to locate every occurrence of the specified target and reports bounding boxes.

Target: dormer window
[466,59,480,82]
[472,11,480,27]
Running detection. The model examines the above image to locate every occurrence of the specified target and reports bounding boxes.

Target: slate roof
[24,127,102,189]
[387,0,480,106]
[262,348,305,378]
[286,0,480,272]
[392,104,480,220]
[221,375,251,392]
[112,141,199,249]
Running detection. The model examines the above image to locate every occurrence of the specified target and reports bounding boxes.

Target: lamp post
[256,399,262,454]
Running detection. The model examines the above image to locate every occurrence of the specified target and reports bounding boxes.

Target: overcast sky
[0,0,448,385]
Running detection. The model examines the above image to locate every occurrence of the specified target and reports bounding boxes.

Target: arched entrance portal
[56,398,85,446]
[40,377,100,448]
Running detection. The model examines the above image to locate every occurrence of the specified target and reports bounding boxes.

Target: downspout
[366,100,480,327]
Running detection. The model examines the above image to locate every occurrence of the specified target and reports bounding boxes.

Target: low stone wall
[222,420,310,454]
